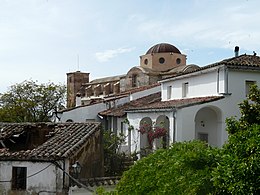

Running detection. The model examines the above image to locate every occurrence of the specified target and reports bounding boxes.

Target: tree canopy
[0,80,66,122]
[212,84,260,194]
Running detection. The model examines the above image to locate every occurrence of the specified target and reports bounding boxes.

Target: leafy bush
[212,84,260,194]
[212,125,260,194]
[116,141,221,195]
[103,130,127,176]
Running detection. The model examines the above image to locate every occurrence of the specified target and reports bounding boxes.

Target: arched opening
[194,106,222,146]
[66,119,74,122]
[139,117,152,157]
[155,115,170,149]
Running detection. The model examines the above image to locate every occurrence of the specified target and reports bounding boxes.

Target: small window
[198,133,208,143]
[167,86,172,100]
[12,167,27,190]
[182,82,189,97]
[245,80,256,96]
[159,57,165,64]
[132,74,137,87]
[176,58,181,64]
[66,119,74,122]
[144,59,148,65]
[120,121,124,135]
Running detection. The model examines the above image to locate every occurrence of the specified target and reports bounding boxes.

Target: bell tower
[67,71,89,108]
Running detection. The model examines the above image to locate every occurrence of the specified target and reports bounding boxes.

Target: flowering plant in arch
[139,122,167,147]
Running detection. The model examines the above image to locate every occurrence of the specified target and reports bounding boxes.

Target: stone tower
[67,71,89,108]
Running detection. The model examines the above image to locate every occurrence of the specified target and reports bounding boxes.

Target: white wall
[60,103,107,122]
[0,161,65,194]
[228,70,260,99]
[161,67,225,100]
[130,85,160,101]
[127,111,174,154]
[60,85,160,123]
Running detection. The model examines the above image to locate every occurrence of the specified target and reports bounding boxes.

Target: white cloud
[134,1,260,52]
[95,47,135,62]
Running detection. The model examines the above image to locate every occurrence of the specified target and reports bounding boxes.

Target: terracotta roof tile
[99,92,161,117]
[126,96,224,111]
[165,54,260,80]
[59,83,160,113]
[0,122,100,161]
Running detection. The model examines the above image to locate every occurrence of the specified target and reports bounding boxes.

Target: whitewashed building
[123,53,260,155]
[58,84,160,126]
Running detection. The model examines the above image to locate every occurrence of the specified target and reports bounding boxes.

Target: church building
[66,43,199,108]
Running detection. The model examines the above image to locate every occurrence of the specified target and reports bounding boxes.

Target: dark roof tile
[165,54,260,80]
[127,96,224,111]
[99,92,161,117]
[0,122,100,161]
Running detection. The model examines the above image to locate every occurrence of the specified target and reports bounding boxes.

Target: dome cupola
[146,43,181,55]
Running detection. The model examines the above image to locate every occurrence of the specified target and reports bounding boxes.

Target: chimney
[234,46,239,57]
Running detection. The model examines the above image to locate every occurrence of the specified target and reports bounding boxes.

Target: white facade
[60,103,107,122]
[0,160,68,195]
[161,66,226,100]
[59,86,160,123]
[127,64,260,155]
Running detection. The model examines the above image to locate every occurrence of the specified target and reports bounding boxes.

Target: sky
[0,0,260,93]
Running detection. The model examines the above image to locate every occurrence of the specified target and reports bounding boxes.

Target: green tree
[0,80,66,122]
[103,130,127,176]
[212,84,260,194]
[116,141,220,195]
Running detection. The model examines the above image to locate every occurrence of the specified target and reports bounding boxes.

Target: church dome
[146,43,181,55]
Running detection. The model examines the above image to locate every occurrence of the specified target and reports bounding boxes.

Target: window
[176,58,181,64]
[120,121,127,144]
[198,133,208,143]
[245,80,256,96]
[182,82,189,97]
[132,74,137,87]
[167,86,172,100]
[159,57,165,64]
[120,121,124,135]
[12,167,27,190]
[68,76,72,83]
[144,59,148,65]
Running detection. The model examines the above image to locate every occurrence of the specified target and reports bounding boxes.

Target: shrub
[212,125,260,194]
[116,141,220,195]
[212,84,260,194]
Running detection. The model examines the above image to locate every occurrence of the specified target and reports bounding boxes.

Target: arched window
[155,115,170,149]
[132,74,137,87]
[139,117,152,157]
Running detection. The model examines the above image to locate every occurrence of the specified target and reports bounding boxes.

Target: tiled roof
[126,96,224,112]
[202,54,260,70]
[217,54,260,66]
[99,92,161,117]
[59,83,160,113]
[86,74,126,85]
[118,83,160,95]
[164,54,260,81]
[80,176,121,187]
[0,122,100,161]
